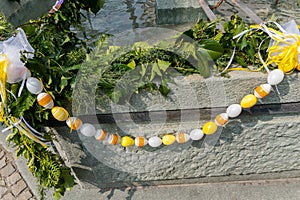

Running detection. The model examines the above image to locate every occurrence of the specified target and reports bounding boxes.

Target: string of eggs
[25,68,285,148]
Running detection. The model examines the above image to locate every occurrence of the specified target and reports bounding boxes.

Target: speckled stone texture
[156,0,300,25]
[52,71,300,189]
[0,0,53,25]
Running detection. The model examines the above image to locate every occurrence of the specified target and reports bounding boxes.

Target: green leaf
[59,76,72,93]
[159,79,170,96]
[127,60,136,69]
[111,90,121,103]
[140,63,147,77]
[54,191,61,200]
[150,63,162,81]
[157,59,170,72]
[61,36,71,45]
[240,37,248,50]
[199,39,224,60]
[62,169,75,191]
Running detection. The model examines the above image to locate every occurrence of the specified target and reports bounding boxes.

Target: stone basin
[1,0,300,193]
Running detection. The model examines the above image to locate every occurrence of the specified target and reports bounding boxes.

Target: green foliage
[185,15,270,73]
[0,14,14,40]
[0,0,100,199]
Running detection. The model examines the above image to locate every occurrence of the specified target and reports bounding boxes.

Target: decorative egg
[215,113,229,126]
[51,106,69,121]
[189,129,204,140]
[79,123,96,137]
[107,134,120,145]
[202,121,218,135]
[254,84,272,99]
[66,117,82,130]
[176,132,190,143]
[148,136,162,147]
[240,94,257,109]
[37,92,54,109]
[95,129,107,141]
[26,77,43,94]
[162,134,176,145]
[226,104,242,118]
[135,136,148,147]
[120,136,135,147]
[267,69,284,85]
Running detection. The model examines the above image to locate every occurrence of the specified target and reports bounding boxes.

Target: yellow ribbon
[250,24,300,74]
[10,117,48,148]
[0,54,9,122]
[267,34,300,74]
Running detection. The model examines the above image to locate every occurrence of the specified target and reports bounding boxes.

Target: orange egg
[135,136,147,147]
[215,113,229,126]
[254,84,271,99]
[66,117,82,130]
[107,134,120,145]
[37,92,54,109]
[176,132,190,143]
[95,129,107,141]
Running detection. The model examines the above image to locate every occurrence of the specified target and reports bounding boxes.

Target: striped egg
[215,113,229,126]
[162,134,176,146]
[254,84,271,99]
[95,129,107,141]
[107,134,120,145]
[148,136,162,147]
[66,117,82,130]
[202,121,218,135]
[189,129,204,140]
[120,136,135,147]
[135,136,148,147]
[51,106,69,121]
[240,94,257,109]
[26,77,43,95]
[37,93,54,109]
[176,132,190,143]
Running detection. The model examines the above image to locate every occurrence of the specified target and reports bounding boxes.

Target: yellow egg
[51,106,69,121]
[202,121,218,135]
[120,136,135,147]
[162,134,176,145]
[66,117,82,130]
[37,92,54,109]
[240,94,257,108]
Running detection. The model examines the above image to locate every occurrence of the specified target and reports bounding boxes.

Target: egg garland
[17,61,286,149]
[1,20,299,150]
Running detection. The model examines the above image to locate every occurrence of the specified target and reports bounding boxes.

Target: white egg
[189,129,204,140]
[267,69,284,85]
[80,123,96,137]
[26,77,43,94]
[226,104,242,118]
[148,136,162,147]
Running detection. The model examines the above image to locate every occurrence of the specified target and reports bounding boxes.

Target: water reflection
[81,0,156,35]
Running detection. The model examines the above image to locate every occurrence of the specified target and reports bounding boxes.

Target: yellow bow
[267,34,300,74]
[0,54,9,122]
